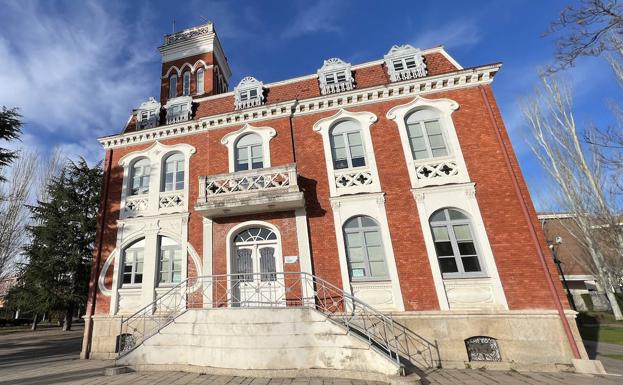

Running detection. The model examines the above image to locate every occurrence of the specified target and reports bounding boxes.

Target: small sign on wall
[284,255,298,264]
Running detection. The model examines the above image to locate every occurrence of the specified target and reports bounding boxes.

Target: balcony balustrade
[412,156,463,188]
[124,194,149,216]
[196,163,305,217]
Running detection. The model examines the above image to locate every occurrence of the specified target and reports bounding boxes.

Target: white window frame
[196,68,205,95]
[118,141,196,218]
[129,158,150,196]
[121,239,145,287]
[412,183,508,310]
[158,236,183,286]
[162,152,185,192]
[317,58,355,95]
[329,193,404,311]
[313,109,381,197]
[234,133,264,171]
[343,215,389,281]
[387,96,470,189]
[182,71,191,96]
[329,121,367,170]
[169,74,177,99]
[405,110,450,160]
[384,44,427,82]
[234,76,264,109]
[135,97,160,130]
[221,124,276,173]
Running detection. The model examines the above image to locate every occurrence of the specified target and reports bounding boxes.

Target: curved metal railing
[116,272,439,370]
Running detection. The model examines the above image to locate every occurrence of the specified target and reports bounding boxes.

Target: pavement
[0,325,622,385]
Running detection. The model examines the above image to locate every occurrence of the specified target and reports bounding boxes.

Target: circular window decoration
[234,227,277,243]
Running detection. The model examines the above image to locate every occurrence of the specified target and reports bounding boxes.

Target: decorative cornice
[312,108,377,133]
[386,95,459,121]
[99,64,501,150]
[118,140,196,167]
[220,123,276,146]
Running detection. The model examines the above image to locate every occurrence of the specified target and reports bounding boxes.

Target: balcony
[412,156,464,188]
[195,163,305,217]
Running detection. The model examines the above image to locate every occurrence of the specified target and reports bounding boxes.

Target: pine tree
[9,159,102,330]
[0,107,23,178]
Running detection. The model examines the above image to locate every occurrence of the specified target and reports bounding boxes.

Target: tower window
[169,74,177,99]
[182,71,191,96]
[196,68,204,95]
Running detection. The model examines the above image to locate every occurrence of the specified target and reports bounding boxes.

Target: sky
[0,0,619,210]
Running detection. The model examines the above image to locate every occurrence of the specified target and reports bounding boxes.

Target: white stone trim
[234,76,264,110]
[329,193,404,311]
[386,96,470,189]
[295,207,313,275]
[384,44,427,82]
[97,249,117,296]
[412,183,508,311]
[118,141,196,219]
[312,109,381,197]
[220,123,276,172]
[100,64,500,150]
[317,58,355,95]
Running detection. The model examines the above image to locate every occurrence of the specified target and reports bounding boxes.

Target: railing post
[198,176,206,202]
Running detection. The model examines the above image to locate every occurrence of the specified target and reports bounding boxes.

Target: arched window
[343,216,387,280]
[196,68,204,95]
[122,239,145,286]
[429,208,482,278]
[405,109,448,160]
[162,153,184,191]
[129,158,150,195]
[169,74,177,99]
[158,236,182,285]
[235,133,263,171]
[330,120,366,169]
[182,71,191,96]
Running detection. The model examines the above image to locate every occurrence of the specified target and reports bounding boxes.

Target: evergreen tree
[0,107,23,178]
[9,158,102,330]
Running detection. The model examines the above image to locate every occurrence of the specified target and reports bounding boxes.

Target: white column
[202,217,213,307]
[295,208,312,275]
[141,228,159,306]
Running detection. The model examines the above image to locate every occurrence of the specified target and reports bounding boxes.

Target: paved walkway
[0,326,622,385]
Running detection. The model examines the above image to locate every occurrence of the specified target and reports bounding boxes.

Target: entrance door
[231,227,284,307]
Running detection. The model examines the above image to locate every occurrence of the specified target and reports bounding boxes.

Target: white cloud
[412,18,481,51]
[0,0,159,161]
[281,0,343,39]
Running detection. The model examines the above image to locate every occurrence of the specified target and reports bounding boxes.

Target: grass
[577,310,623,346]
[603,354,623,361]
[0,323,60,335]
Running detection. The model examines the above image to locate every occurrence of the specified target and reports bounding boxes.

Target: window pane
[432,147,449,157]
[366,245,385,261]
[349,144,365,159]
[431,226,450,241]
[351,156,366,167]
[134,273,143,284]
[424,120,442,135]
[448,209,468,220]
[197,69,204,94]
[351,266,366,278]
[413,150,429,160]
[461,256,481,272]
[364,230,381,246]
[123,263,133,273]
[347,132,362,146]
[360,217,376,227]
[369,261,387,277]
[407,123,423,139]
[439,257,458,273]
[393,59,404,71]
[453,224,472,241]
[172,271,181,283]
[405,57,416,68]
[123,274,132,284]
[347,246,364,262]
[434,241,454,257]
[428,134,446,149]
[458,242,477,256]
[410,136,427,152]
[159,272,170,284]
[175,179,184,190]
[430,210,447,222]
[345,232,362,247]
[334,159,349,169]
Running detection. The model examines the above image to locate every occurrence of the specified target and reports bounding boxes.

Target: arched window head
[182,71,191,96]
[169,74,177,99]
[196,68,205,95]
[429,208,483,278]
[122,239,145,286]
[162,152,184,191]
[343,216,387,280]
[405,109,449,160]
[235,133,263,171]
[129,158,150,195]
[330,120,366,169]
[158,236,182,285]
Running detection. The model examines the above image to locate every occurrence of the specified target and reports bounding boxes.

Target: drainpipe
[479,86,581,359]
[81,148,113,359]
[289,99,299,163]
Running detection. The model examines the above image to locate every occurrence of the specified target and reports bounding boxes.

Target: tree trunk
[31,314,38,331]
[606,290,623,320]
[62,305,74,331]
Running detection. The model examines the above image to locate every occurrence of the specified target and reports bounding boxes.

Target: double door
[232,242,284,306]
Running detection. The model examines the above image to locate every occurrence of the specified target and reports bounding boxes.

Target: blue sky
[0,0,618,210]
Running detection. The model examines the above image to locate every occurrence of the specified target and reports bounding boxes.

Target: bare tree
[548,0,623,72]
[522,76,623,319]
[0,151,38,281]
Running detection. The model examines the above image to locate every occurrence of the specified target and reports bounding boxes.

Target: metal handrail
[116,272,439,369]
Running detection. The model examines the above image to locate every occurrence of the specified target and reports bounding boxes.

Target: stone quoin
[81,21,604,380]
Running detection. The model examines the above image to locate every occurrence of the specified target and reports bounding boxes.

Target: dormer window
[169,74,177,99]
[317,58,354,95]
[135,97,161,130]
[164,96,193,125]
[384,44,427,82]
[234,76,264,109]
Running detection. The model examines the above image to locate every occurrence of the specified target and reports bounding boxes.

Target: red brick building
[81,22,598,378]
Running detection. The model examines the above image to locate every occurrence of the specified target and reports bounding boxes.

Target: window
[317,58,354,95]
[429,208,483,278]
[129,158,150,195]
[169,74,177,99]
[234,76,264,109]
[405,109,448,160]
[384,44,427,82]
[330,120,366,169]
[325,71,347,84]
[343,216,387,280]
[196,68,204,95]
[182,71,190,96]
[158,237,182,285]
[235,133,263,171]
[239,89,258,102]
[162,153,184,191]
[122,239,144,286]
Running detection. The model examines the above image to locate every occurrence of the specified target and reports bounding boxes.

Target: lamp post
[549,236,577,311]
